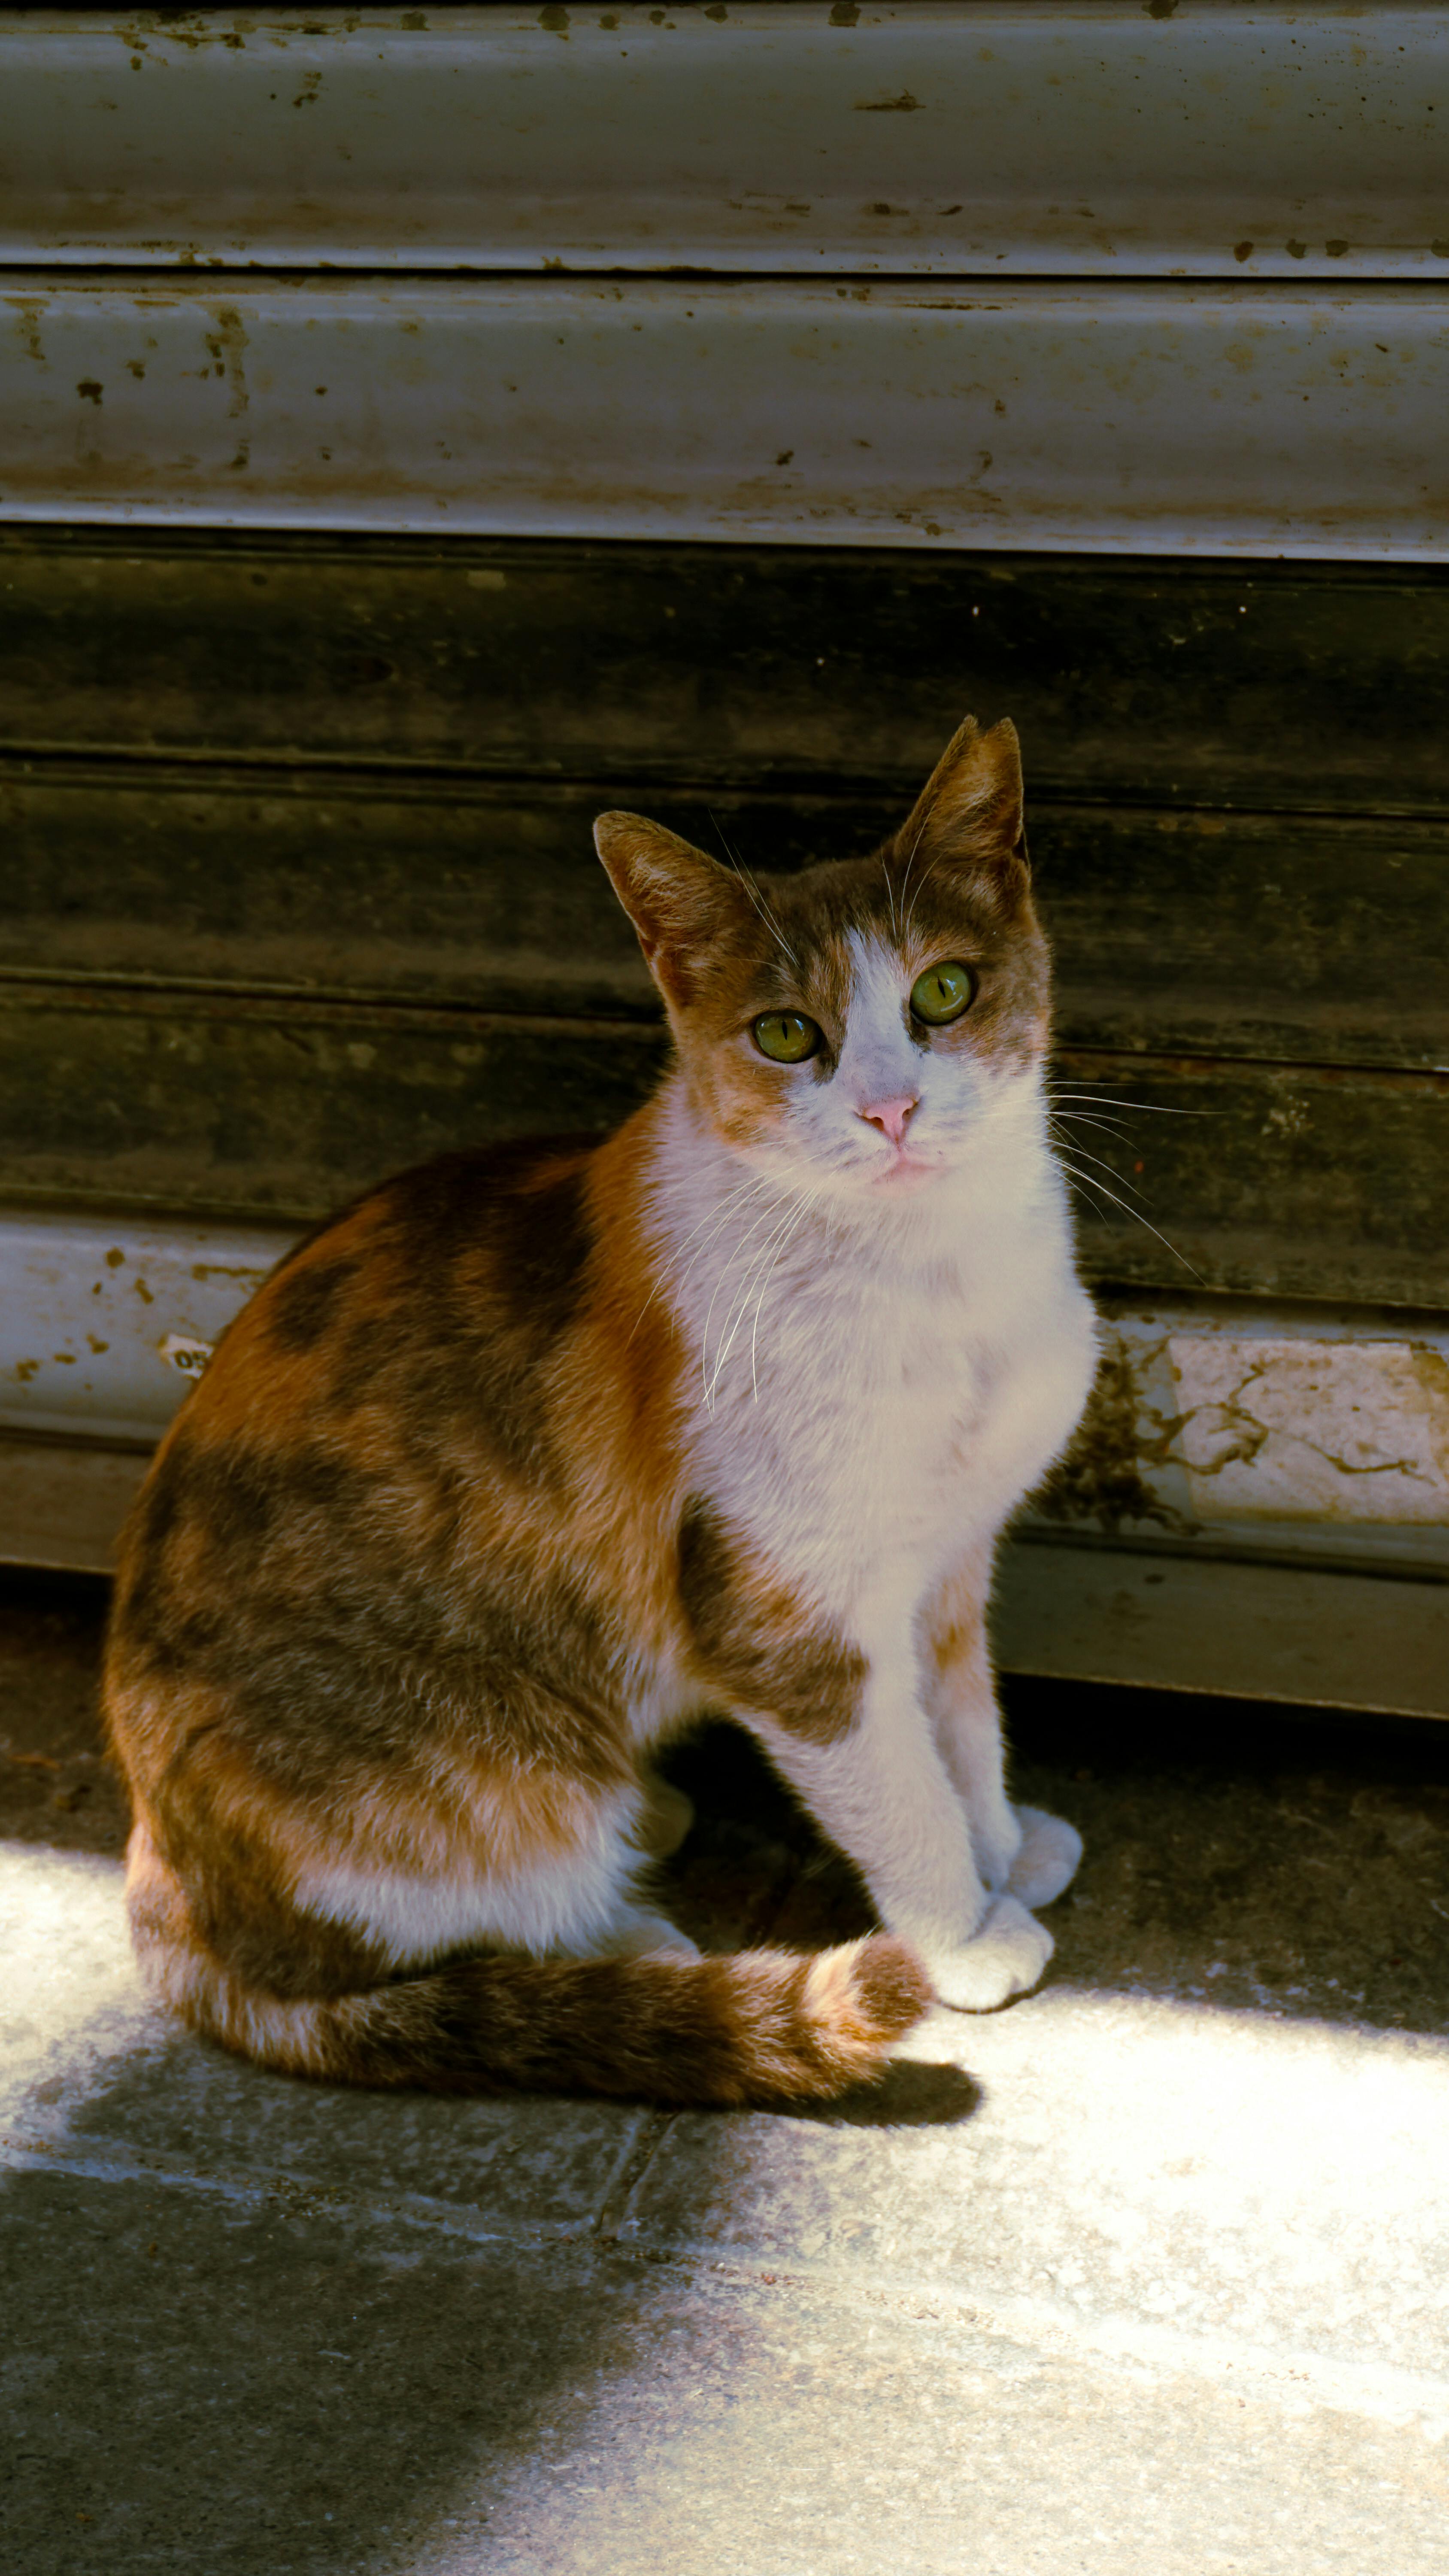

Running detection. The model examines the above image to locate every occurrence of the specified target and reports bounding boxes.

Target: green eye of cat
[751,1011,822,1064]
[909,960,976,1026]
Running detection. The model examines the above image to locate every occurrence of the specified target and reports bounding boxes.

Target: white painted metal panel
[0,5,1446,281]
[5,1207,1443,1710]
[0,1209,295,1446]
[1021,1300,1449,1581]
[3,273,1446,556]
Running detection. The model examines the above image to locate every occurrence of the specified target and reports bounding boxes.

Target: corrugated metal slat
[0,3,1445,281]
[3,274,1447,556]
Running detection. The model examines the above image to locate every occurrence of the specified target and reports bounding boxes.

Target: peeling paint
[1034,1336,1195,1537]
[1029,1303,1449,1577]
[1171,1336,1449,1525]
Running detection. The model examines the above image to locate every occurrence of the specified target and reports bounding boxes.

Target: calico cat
[104,713,1097,2107]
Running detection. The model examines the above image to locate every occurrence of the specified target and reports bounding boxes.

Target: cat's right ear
[594,812,751,1009]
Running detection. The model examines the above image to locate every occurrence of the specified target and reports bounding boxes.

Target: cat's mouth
[868,1150,942,1194]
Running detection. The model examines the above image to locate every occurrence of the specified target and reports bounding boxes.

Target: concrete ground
[3,1567,1449,2575]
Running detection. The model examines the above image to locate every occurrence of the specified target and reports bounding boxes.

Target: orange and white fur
[104,714,1097,2105]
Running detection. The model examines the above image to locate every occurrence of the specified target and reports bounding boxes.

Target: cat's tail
[140,1918,932,2107]
[206,1947,930,2105]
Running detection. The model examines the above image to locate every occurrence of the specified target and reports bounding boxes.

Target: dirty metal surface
[3,534,1448,814]
[5,1241,1448,1718]
[2,273,1448,557]
[5,1428,1448,1713]
[6,1205,1446,1589]
[991,1544,1449,1715]
[2,766,1446,1075]
[0,982,670,1228]
[0,523,1443,1626]
[1,5,1446,282]
[0,1207,293,1446]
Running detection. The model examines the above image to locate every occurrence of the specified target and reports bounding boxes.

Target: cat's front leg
[928,1566,1083,1910]
[749,1677,1052,2014]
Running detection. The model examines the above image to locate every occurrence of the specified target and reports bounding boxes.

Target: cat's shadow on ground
[657,1696,1449,2052]
[791,2058,983,2127]
[655,1720,984,2127]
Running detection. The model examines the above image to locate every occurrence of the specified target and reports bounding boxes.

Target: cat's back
[198,1133,603,1436]
[104,1133,623,1750]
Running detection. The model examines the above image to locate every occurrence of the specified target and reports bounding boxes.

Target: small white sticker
[158,1332,214,1380]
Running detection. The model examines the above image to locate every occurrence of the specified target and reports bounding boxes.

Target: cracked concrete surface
[3,1569,1449,2573]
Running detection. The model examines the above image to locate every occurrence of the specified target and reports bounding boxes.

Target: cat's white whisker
[1046,1129,1152,1202]
[708,810,800,968]
[705,1191,812,1410]
[628,1171,768,1344]
[719,1193,813,1391]
[1058,1157,1204,1280]
[896,809,934,948]
[1057,1167,1116,1226]
[1049,1104,1140,1139]
[749,1193,814,1401]
[698,1188,801,1407]
[1051,1091,1209,1116]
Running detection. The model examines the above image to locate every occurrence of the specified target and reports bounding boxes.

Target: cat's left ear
[594,811,752,1008]
[892,715,1029,878]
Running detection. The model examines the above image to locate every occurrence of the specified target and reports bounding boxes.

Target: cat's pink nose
[858,1094,919,1145]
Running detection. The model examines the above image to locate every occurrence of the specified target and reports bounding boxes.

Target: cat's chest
[691,1255,1078,1577]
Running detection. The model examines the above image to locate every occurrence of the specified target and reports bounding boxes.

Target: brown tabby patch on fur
[678,1499,865,1743]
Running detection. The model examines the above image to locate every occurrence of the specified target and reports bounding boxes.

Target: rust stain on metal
[1033,1337,1195,1536]
[203,305,250,420]
[8,299,48,367]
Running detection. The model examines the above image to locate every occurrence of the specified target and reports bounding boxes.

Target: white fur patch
[638,914,1097,2002]
[297,1788,646,1967]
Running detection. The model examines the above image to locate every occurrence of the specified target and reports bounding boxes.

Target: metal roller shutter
[1,5,1446,1709]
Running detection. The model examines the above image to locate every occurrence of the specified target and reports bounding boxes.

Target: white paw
[927,1895,1054,2013]
[599,1906,702,1962]
[970,1806,1025,1895]
[1008,1806,1084,1910]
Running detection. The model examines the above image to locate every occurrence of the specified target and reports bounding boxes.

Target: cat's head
[595,715,1052,1203]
